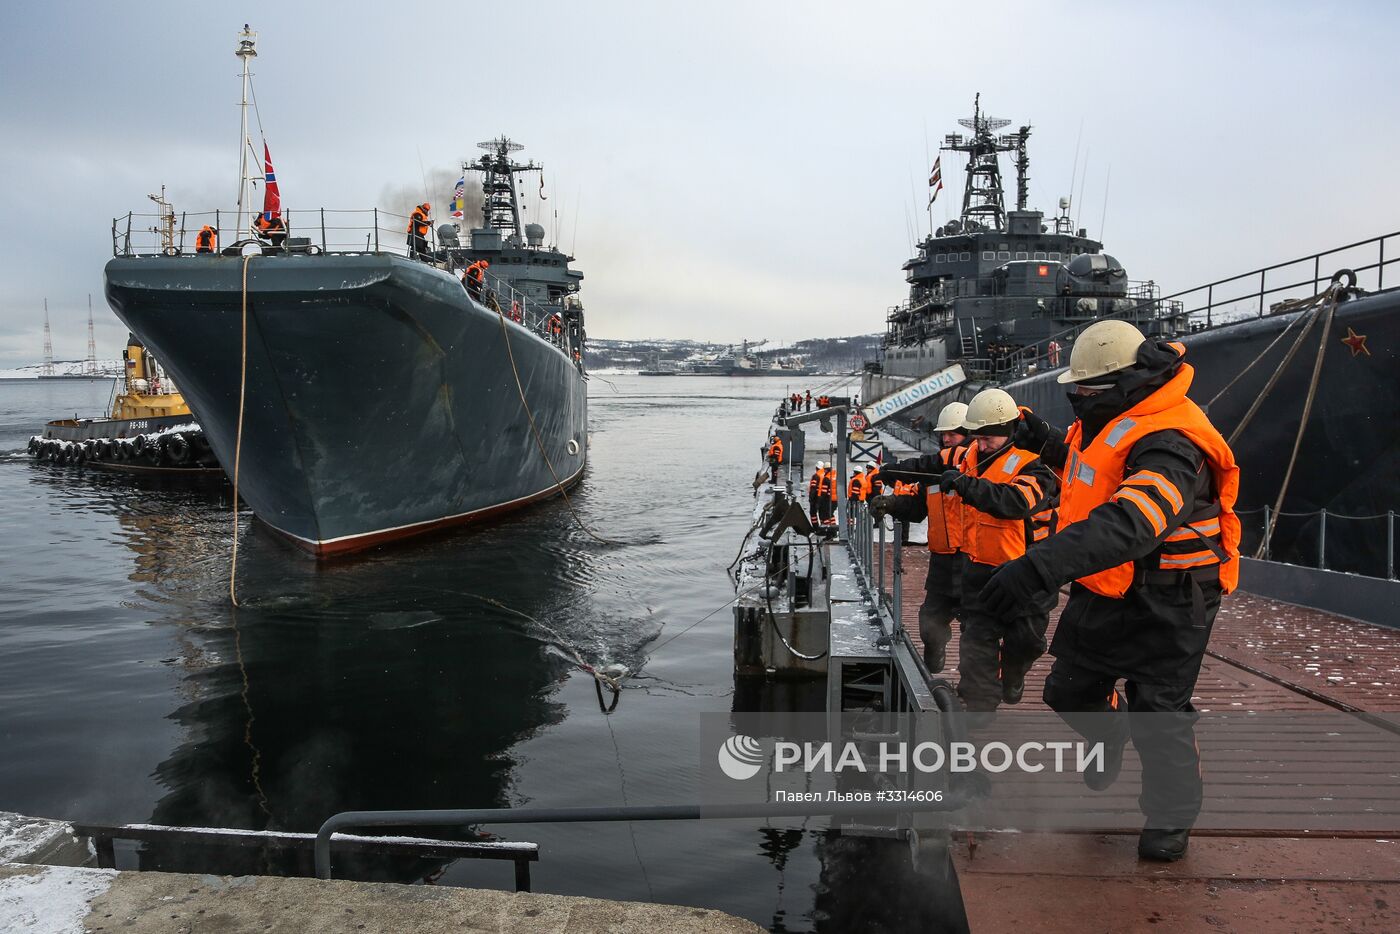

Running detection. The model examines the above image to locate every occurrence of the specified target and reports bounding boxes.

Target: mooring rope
[491,303,616,546]
[230,254,253,607]
[1255,288,1340,557]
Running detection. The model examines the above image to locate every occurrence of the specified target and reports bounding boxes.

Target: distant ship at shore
[637,340,817,376]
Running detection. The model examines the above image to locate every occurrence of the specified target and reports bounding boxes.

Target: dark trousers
[956,608,1049,712]
[409,232,429,259]
[816,498,833,524]
[1042,658,1203,829]
[917,552,962,653]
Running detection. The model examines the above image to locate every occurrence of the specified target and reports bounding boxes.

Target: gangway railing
[1239,506,1397,579]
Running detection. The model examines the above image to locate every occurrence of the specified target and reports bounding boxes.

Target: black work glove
[979,558,1047,618]
[867,492,896,520]
[1014,408,1053,452]
[938,469,965,493]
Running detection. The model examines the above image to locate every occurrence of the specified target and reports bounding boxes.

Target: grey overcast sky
[1,0,1397,366]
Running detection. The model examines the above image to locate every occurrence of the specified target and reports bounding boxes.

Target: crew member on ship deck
[407,202,432,260]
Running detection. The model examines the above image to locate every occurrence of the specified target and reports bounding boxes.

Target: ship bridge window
[936,254,945,263]
[999,243,1009,251]
[1049,252,1062,261]
[997,251,1010,260]
[982,251,995,261]
[1015,252,1028,260]
[960,252,971,261]
[1034,251,1047,260]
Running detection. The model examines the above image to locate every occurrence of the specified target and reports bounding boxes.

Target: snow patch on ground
[0,814,69,864]
[0,866,113,934]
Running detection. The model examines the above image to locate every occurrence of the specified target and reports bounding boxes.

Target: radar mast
[466,137,542,244]
[941,94,1031,231]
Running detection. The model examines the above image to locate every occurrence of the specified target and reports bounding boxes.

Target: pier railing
[110,208,580,356]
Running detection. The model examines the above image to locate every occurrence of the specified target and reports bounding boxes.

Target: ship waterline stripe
[267,458,587,550]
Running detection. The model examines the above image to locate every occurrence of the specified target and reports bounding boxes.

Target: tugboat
[29,334,220,474]
[103,27,588,556]
[862,96,1399,572]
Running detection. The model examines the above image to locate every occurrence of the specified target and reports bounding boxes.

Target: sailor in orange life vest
[819,462,838,528]
[766,435,784,481]
[870,402,972,674]
[253,212,287,246]
[846,465,869,504]
[981,319,1241,862]
[407,202,432,260]
[807,461,826,524]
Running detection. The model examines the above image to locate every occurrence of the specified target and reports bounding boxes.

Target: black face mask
[1069,340,1183,443]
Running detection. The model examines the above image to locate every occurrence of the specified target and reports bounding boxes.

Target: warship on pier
[863,97,1399,573]
[103,29,587,555]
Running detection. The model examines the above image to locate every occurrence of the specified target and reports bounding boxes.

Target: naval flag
[261,143,281,221]
[927,156,943,206]
[450,177,466,219]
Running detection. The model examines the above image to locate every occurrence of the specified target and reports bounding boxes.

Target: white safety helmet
[816,461,826,470]
[1057,319,1147,385]
[963,388,1020,434]
[933,402,970,433]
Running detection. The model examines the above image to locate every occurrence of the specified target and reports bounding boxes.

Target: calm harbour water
[0,374,965,931]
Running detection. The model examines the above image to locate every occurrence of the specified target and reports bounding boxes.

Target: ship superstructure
[879,96,1185,385]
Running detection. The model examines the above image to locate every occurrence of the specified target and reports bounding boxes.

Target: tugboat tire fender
[167,432,192,465]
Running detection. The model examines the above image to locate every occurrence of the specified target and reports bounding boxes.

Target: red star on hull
[1341,327,1371,357]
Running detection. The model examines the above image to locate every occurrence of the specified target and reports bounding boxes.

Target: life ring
[510,300,522,323]
[849,412,869,431]
[1047,340,1062,367]
[566,439,580,456]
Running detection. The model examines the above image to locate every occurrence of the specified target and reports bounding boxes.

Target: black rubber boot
[1138,827,1190,861]
[1001,674,1025,705]
[1083,737,1126,791]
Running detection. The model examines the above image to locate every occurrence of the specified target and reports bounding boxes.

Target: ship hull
[866,288,1400,572]
[104,254,588,556]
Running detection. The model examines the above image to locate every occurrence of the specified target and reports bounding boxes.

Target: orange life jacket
[768,438,783,462]
[961,442,1053,567]
[195,226,217,253]
[1059,362,1241,597]
[926,445,969,555]
[254,214,284,235]
[410,205,430,236]
[867,467,883,495]
[847,473,868,502]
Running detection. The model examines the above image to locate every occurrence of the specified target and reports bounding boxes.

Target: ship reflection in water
[4,377,967,930]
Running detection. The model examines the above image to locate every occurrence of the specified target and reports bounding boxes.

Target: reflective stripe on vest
[926,445,968,555]
[961,442,1043,566]
[1058,363,1241,597]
